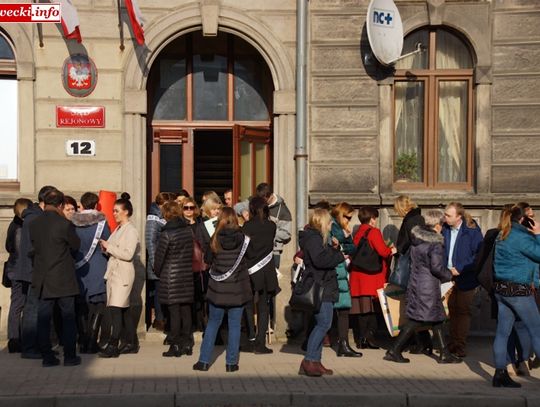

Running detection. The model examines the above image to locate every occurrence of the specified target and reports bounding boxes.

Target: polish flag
[124,0,145,46]
[58,0,82,43]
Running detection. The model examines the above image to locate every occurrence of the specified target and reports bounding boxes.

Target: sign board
[56,106,105,128]
[66,140,96,156]
[61,54,98,97]
[366,0,404,65]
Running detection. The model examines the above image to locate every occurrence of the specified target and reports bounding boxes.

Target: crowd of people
[3,184,540,388]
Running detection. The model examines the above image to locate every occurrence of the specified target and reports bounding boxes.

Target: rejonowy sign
[56,106,105,128]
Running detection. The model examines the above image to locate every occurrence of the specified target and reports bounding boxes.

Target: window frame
[392,28,475,191]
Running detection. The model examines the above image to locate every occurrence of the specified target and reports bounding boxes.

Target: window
[0,30,17,182]
[393,28,474,188]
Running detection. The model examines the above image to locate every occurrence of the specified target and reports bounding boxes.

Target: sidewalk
[0,336,539,407]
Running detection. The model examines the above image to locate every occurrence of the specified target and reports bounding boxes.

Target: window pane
[436,29,473,69]
[153,59,186,120]
[160,144,182,192]
[438,81,468,183]
[234,39,270,121]
[240,141,251,201]
[395,29,429,70]
[0,79,17,180]
[255,143,267,186]
[394,81,424,182]
[0,34,14,60]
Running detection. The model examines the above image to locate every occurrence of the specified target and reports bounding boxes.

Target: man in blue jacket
[443,202,483,357]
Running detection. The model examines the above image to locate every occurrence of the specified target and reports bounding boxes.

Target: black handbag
[388,250,410,288]
[477,244,494,292]
[2,262,12,288]
[351,228,382,273]
[289,265,325,313]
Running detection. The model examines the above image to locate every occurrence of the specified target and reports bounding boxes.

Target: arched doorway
[147,31,274,203]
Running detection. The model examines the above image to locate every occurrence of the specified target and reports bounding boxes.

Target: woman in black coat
[298,208,345,377]
[384,209,461,364]
[394,195,425,255]
[242,197,279,354]
[193,207,252,372]
[154,201,194,357]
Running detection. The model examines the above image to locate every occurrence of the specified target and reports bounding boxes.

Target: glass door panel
[159,144,182,192]
[239,141,252,201]
[255,143,267,187]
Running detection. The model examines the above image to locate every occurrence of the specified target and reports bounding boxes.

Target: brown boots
[298,359,334,377]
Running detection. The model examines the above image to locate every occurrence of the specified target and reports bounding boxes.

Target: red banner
[56,106,105,128]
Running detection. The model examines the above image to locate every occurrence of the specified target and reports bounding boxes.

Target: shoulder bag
[351,228,382,273]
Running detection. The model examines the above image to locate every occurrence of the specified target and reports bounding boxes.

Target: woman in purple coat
[384,210,461,364]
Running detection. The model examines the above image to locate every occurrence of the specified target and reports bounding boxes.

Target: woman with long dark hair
[242,197,279,354]
[98,193,139,358]
[193,207,252,372]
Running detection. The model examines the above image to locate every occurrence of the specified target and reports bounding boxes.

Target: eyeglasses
[183,206,195,210]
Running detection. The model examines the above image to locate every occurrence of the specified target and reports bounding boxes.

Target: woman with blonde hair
[298,208,345,377]
[330,202,362,357]
[193,207,252,372]
[394,195,425,255]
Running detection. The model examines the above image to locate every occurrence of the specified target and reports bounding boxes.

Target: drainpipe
[295,0,308,233]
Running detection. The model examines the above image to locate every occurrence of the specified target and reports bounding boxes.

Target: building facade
[0,0,539,338]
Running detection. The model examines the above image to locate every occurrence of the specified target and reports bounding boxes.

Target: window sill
[0,181,20,191]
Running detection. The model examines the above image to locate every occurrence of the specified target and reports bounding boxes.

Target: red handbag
[192,236,208,272]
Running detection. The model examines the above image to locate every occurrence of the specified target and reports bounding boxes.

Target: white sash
[210,236,251,282]
[248,251,273,275]
[147,214,166,225]
[75,220,106,269]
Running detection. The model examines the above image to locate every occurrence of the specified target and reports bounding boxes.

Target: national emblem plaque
[61,54,98,97]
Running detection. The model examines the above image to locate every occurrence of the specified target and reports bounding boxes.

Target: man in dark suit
[29,189,81,367]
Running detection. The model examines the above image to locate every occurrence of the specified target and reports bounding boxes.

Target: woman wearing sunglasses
[330,202,362,358]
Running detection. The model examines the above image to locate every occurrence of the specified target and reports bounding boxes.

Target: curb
[0,392,532,407]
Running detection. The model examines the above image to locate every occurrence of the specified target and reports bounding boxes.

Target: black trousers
[245,289,270,344]
[109,306,135,344]
[37,296,77,359]
[168,303,192,345]
[336,309,350,341]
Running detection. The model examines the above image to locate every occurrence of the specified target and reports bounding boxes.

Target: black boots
[432,325,462,364]
[493,368,521,388]
[384,323,417,363]
[98,339,120,358]
[337,339,362,357]
[7,338,21,353]
[358,337,380,350]
[162,344,182,357]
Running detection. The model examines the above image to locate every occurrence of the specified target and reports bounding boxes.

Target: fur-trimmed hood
[411,225,444,245]
[71,210,107,227]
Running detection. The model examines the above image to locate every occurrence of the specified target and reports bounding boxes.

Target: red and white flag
[124,0,145,45]
[57,0,82,43]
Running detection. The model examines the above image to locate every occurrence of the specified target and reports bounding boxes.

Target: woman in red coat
[350,206,396,349]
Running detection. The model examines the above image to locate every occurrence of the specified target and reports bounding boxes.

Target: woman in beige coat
[98,193,139,358]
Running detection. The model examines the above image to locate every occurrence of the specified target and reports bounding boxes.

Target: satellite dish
[366,0,404,66]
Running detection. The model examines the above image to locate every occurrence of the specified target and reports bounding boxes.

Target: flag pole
[34,1,44,47]
[117,0,125,51]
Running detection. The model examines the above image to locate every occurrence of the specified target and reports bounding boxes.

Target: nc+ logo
[373,9,394,27]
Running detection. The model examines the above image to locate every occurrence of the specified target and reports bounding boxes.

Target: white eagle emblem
[68,63,90,88]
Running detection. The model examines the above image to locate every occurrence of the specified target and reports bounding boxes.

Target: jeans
[37,296,77,360]
[8,280,25,340]
[21,283,40,355]
[305,301,333,362]
[198,303,243,365]
[507,322,531,364]
[494,293,540,369]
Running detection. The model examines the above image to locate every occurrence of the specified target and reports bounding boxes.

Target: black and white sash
[209,236,251,282]
[75,220,106,269]
[248,251,273,275]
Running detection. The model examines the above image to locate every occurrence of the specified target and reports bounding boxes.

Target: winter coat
[71,210,111,301]
[330,219,355,309]
[194,216,212,264]
[494,222,540,286]
[298,227,344,303]
[406,226,452,323]
[29,209,81,299]
[396,207,425,255]
[104,221,139,308]
[442,221,483,291]
[243,218,279,294]
[154,218,194,305]
[13,203,42,283]
[145,203,166,280]
[205,228,252,307]
[349,224,393,297]
[4,216,23,283]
